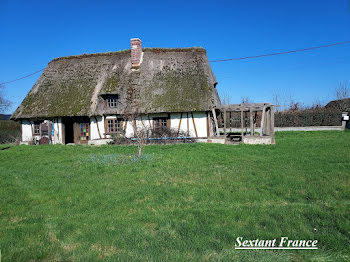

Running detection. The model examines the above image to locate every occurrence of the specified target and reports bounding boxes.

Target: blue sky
[1,0,349,113]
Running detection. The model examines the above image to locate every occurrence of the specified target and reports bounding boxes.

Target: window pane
[106,96,118,108]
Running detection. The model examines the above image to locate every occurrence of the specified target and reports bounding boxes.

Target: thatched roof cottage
[12,38,220,144]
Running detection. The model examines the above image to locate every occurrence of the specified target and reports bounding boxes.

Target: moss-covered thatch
[11,48,219,119]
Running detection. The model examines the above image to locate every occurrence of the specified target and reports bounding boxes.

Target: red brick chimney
[131,38,142,68]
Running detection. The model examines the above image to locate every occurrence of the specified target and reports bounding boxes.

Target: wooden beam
[140,115,146,129]
[250,107,254,136]
[240,106,244,138]
[191,112,198,137]
[94,116,102,139]
[187,112,189,136]
[103,116,107,138]
[217,103,272,111]
[206,112,210,137]
[56,118,60,143]
[260,106,266,136]
[265,108,271,135]
[253,111,257,135]
[133,119,137,137]
[167,113,171,129]
[223,109,227,137]
[20,119,23,143]
[29,120,34,138]
[124,118,128,133]
[212,108,219,137]
[271,106,275,144]
[147,114,151,128]
[177,112,183,136]
[61,120,65,144]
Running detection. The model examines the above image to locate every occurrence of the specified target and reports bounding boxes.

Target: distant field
[0,131,349,261]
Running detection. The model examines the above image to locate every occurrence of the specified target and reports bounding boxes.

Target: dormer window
[105,95,118,108]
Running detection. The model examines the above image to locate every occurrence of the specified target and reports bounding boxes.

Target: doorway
[74,122,90,144]
[62,117,90,144]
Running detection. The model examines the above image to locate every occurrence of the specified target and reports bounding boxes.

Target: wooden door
[74,122,90,144]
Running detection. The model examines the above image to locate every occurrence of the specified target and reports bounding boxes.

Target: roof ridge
[49,47,206,63]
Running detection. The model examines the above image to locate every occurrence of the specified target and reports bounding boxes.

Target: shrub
[0,120,21,144]
[275,109,342,127]
[109,127,195,145]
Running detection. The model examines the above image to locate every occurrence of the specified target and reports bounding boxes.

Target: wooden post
[147,114,151,128]
[271,106,275,144]
[240,106,244,138]
[187,112,189,136]
[265,108,271,135]
[141,115,147,129]
[177,112,183,136]
[167,113,171,129]
[212,108,219,137]
[103,116,107,138]
[223,109,227,137]
[260,106,266,136]
[250,107,254,136]
[206,112,210,137]
[61,120,65,144]
[124,118,128,133]
[191,112,198,137]
[253,111,257,135]
[94,116,102,139]
[20,120,23,142]
[56,118,60,143]
[229,111,232,133]
[29,120,34,138]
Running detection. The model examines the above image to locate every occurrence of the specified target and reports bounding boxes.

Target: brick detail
[131,38,142,68]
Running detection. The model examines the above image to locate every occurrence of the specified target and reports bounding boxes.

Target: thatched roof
[11,47,219,119]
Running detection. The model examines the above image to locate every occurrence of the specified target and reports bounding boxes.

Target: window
[106,95,118,108]
[33,122,41,135]
[106,119,122,133]
[154,117,169,129]
[79,123,89,141]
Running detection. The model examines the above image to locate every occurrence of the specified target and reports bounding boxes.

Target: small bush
[0,120,21,144]
[275,109,342,127]
[109,127,195,145]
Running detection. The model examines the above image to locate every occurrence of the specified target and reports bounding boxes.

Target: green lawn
[0,131,349,261]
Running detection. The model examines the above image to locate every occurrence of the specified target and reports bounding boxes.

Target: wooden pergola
[211,103,275,144]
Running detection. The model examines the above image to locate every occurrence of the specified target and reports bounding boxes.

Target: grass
[0,131,349,261]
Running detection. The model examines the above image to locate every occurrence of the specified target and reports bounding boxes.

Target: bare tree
[335,81,349,100]
[131,115,150,157]
[121,112,150,157]
[272,94,281,112]
[220,91,233,105]
[0,84,11,114]
[330,81,350,112]
[288,100,302,112]
[241,96,251,104]
[119,82,150,157]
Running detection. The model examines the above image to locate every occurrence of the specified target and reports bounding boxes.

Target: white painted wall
[96,112,209,140]
[21,112,210,144]
[51,118,63,144]
[170,112,208,137]
[90,116,105,140]
[21,119,33,142]
[21,118,63,144]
